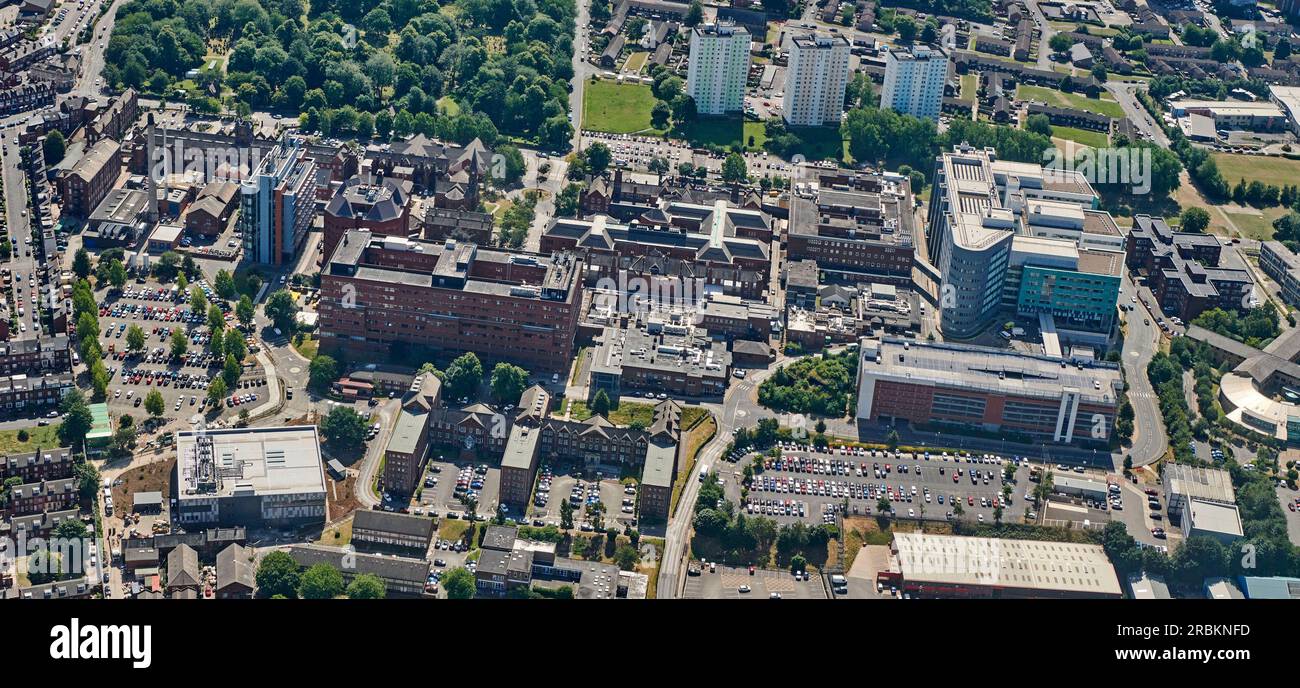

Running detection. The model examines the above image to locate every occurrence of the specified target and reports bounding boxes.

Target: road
[1025,0,1056,70]
[568,0,593,151]
[1120,271,1167,467]
[1105,81,1169,147]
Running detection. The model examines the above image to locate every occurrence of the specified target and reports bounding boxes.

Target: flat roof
[387,408,427,456]
[501,424,541,471]
[860,338,1122,406]
[891,532,1121,596]
[1185,498,1244,538]
[176,426,326,500]
[1162,464,1236,504]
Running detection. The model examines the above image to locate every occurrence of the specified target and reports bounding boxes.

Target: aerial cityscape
[3,0,1300,606]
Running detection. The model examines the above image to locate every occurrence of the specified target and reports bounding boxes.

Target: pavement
[1120,271,1168,468]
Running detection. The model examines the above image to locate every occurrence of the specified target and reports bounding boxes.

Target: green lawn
[583,80,665,135]
[1211,153,1300,187]
[0,424,60,454]
[960,73,977,99]
[1017,84,1126,119]
[1051,125,1109,148]
[675,117,768,151]
[569,400,709,429]
[623,51,649,73]
[437,96,461,116]
[1221,206,1289,241]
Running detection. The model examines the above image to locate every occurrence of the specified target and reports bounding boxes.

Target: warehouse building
[174,426,327,528]
[1161,464,1235,526]
[877,532,1122,598]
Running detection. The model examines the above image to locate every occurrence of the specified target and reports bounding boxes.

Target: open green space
[0,424,61,454]
[583,80,665,135]
[1051,125,1109,148]
[1016,84,1126,118]
[1211,153,1300,187]
[676,117,768,151]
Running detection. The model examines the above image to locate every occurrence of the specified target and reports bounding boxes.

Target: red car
[953,473,960,483]
[967,495,975,506]
[748,566,755,575]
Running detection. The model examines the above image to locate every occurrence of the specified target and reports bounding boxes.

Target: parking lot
[578,131,799,182]
[1278,485,1300,547]
[526,470,637,528]
[726,442,1032,526]
[96,280,263,424]
[415,459,501,518]
[681,564,828,600]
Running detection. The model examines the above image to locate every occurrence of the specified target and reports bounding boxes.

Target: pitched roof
[166,544,200,589]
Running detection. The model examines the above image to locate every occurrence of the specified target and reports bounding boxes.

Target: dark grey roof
[288,544,429,584]
[215,543,255,592]
[353,509,437,540]
[166,544,200,589]
[482,525,518,552]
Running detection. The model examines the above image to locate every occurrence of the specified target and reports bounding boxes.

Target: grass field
[961,73,977,99]
[1017,84,1126,118]
[583,80,665,135]
[569,400,709,429]
[1221,205,1289,241]
[436,96,461,116]
[676,117,768,151]
[1051,125,1109,148]
[623,51,649,73]
[1211,153,1300,187]
[0,424,60,454]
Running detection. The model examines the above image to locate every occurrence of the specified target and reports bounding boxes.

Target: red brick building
[318,231,584,373]
[322,176,414,261]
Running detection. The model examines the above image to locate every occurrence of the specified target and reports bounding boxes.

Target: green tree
[236,295,256,329]
[346,573,387,599]
[442,567,476,599]
[490,363,529,404]
[126,324,145,352]
[298,563,345,599]
[614,544,640,570]
[1025,113,1052,137]
[170,327,188,358]
[255,551,301,599]
[203,369,228,403]
[444,352,483,400]
[224,329,247,361]
[264,289,299,332]
[721,152,747,185]
[108,260,127,290]
[684,0,703,26]
[54,517,89,540]
[144,389,165,418]
[224,354,242,387]
[320,406,368,451]
[309,355,340,392]
[90,358,110,400]
[591,389,612,417]
[57,390,94,449]
[43,130,66,165]
[73,249,92,280]
[886,429,901,453]
[1180,206,1211,233]
[190,285,208,314]
[1049,32,1073,54]
[208,304,226,333]
[214,269,237,299]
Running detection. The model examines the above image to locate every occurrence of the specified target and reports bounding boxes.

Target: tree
[255,551,301,598]
[886,429,901,453]
[190,285,208,314]
[614,544,641,570]
[73,459,100,501]
[225,329,247,361]
[236,296,256,329]
[490,363,529,404]
[207,378,228,406]
[214,269,237,299]
[721,152,747,185]
[684,0,703,26]
[144,389,165,419]
[444,352,483,400]
[126,324,145,352]
[651,100,671,129]
[560,498,575,529]
[57,390,94,449]
[1180,206,1211,233]
[309,355,340,392]
[876,496,892,515]
[298,563,345,599]
[76,311,100,345]
[591,389,612,417]
[224,354,242,387]
[442,567,476,599]
[73,249,92,280]
[1025,113,1052,137]
[346,573,387,599]
[90,358,110,400]
[320,406,368,451]
[1049,33,1073,54]
[170,327,188,358]
[43,130,66,165]
[585,142,612,176]
[54,517,89,540]
[264,289,299,332]
[895,16,917,43]
[790,553,807,574]
[208,304,226,334]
